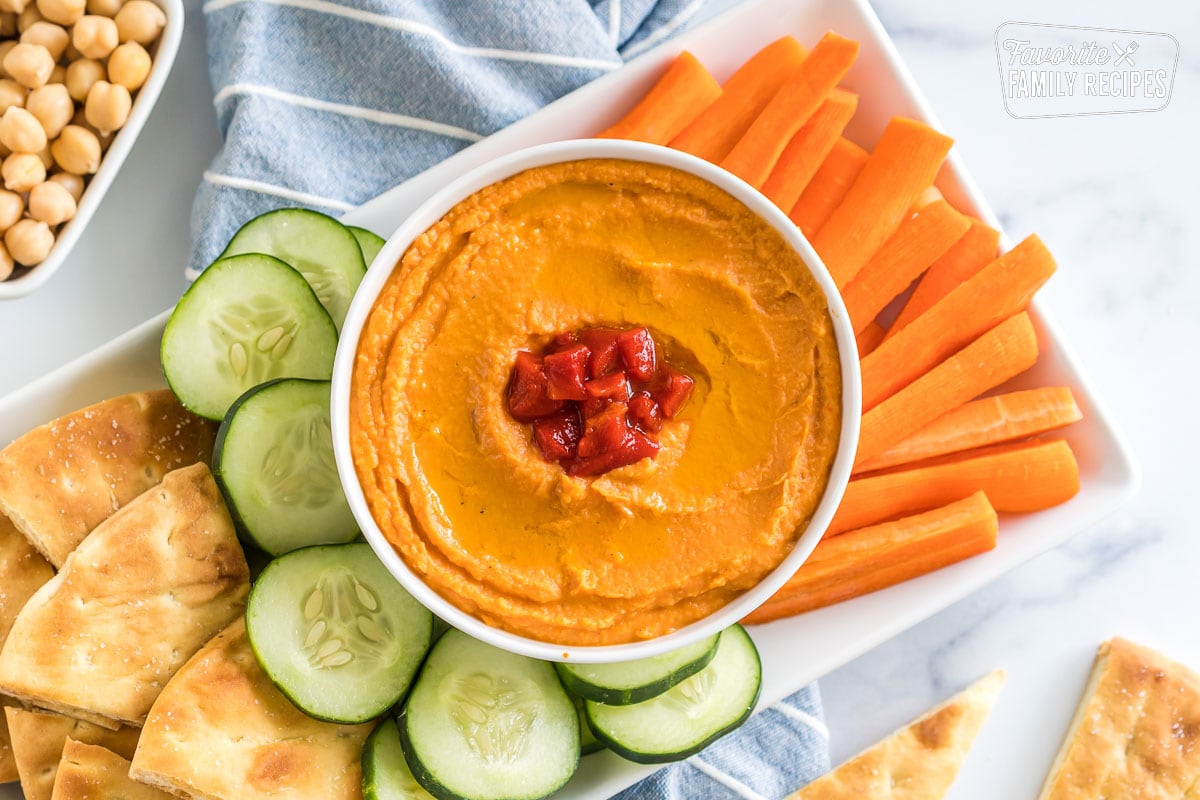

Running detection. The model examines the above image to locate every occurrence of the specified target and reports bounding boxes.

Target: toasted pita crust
[51,739,173,800]
[130,618,373,800]
[6,708,140,800]
[0,701,14,784]
[1038,637,1200,799]
[0,464,249,729]
[0,389,217,567]
[788,670,1004,799]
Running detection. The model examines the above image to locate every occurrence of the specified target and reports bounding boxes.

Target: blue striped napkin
[192,0,831,796]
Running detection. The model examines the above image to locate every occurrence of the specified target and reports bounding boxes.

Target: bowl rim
[331,138,862,664]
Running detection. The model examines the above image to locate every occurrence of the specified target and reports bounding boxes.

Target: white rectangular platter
[0,0,1137,796]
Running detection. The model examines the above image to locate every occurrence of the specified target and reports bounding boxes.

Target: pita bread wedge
[0,701,14,784]
[0,463,249,729]
[787,670,1005,799]
[52,739,173,800]
[1038,637,1200,800]
[130,618,373,800]
[0,389,217,567]
[5,707,140,800]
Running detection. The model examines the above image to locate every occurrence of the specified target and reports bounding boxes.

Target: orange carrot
[812,117,955,289]
[887,218,1001,339]
[856,320,886,358]
[911,185,944,210]
[855,386,1082,473]
[598,52,723,144]
[759,89,857,211]
[789,137,868,238]
[840,200,971,334]
[721,32,860,188]
[856,312,1040,464]
[743,492,997,623]
[860,234,1055,411]
[669,36,807,162]
[831,438,1079,535]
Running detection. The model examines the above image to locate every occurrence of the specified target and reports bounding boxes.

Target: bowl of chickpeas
[0,0,180,297]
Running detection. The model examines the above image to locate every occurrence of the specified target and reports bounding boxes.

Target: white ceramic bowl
[331,138,862,663]
[0,0,183,300]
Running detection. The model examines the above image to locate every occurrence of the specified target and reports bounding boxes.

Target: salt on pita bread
[51,739,173,800]
[130,618,373,800]
[5,707,140,800]
[0,389,216,567]
[0,463,249,729]
[1038,637,1200,799]
[787,670,1004,799]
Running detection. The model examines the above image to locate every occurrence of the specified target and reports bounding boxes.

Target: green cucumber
[555,634,719,705]
[363,717,438,800]
[214,378,357,555]
[585,625,761,764]
[348,225,387,266]
[400,630,579,800]
[161,253,337,420]
[245,543,434,724]
[571,693,604,756]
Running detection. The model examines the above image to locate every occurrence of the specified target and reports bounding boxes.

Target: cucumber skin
[363,716,437,800]
[554,635,721,706]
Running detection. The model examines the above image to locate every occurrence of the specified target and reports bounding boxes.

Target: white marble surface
[0,0,1195,797]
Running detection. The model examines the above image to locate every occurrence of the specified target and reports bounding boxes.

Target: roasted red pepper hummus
[351,158,842,645]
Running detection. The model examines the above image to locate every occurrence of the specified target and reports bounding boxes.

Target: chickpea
[71,14,116,58]
[5,217,53,265]
[83,79,127,133]
[0,105,46,152]
[1,150,43,189]
[0,11,16,35]
[3,42,53,88]
[47,62,63,83]
[64,56,103,101]
[16,3,40,31]
[106,41,148,90]
[112,0,160,44]
[0,41,17,78]
[0,78,25,113]
[0,0,28,20]
[48,169,82,200]
[50,123,98,173]
[85,0,120,15]
[69,103,109,147]
[0,187,23,229]
[28,178,74,224]
[20,20,68,60]
[35,0,83,25]
[25,82,70,137]
[0,242,13,281]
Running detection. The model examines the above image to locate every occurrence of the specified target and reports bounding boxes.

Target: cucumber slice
[571,694,604,756]
[401,630,579,800]
[556,634,719,705]
[348,226,387,267]
[585,625,761,764]
[363,717,438,800]
[246,543,434,724]
[161,253,337,420]
[221,208,366,330]
[214,378,357,555]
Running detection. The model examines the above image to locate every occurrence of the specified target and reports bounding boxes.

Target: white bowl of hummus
[331,139,861,664]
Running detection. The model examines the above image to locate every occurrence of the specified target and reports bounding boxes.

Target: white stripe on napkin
[687,755,770,800]
[202,171,356,212]
[213,83,485,142]
[203,0,625,71]
[772,701,832,741]
[622,0,705,58]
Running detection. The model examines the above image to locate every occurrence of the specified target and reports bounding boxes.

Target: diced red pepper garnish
[580,328,622,379]
[531,408,582,463]
[570,426,659,477]
[576,401,629,459]
[628,392,663,433]
[617,327,658,381]
[653,365,695,419]
[585,370,631,400]
[549,331,579,352]
[544,343,590,401]
[507,351,564,422]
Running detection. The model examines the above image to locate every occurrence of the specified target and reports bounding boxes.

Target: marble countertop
[0,0,1195,797]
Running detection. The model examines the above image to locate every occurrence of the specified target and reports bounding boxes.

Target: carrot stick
[721,32,860,188]
[669,36,807,162]
[857,320,886,358]
[597,52,723,144]
[743,492,997,623]
[789,137,868,238]
[912,185,944,210]
[856,312,1040,465]
[812,117,955,289]
[854,386,1082,473]
[887,218,1001,339]
[759,89,857,211]
[840,200,971,335]
[831,438,1079,535]
[860,234,1055,411]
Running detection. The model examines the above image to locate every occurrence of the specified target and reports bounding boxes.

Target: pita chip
[1038,637,1200,799]
[130,618,373,800]
[788,670,1004,799]
[0,389,217,567]
[0,701,14,784]
[5,707,140,800]
[51,739,173,800]
[0,463,249,729]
